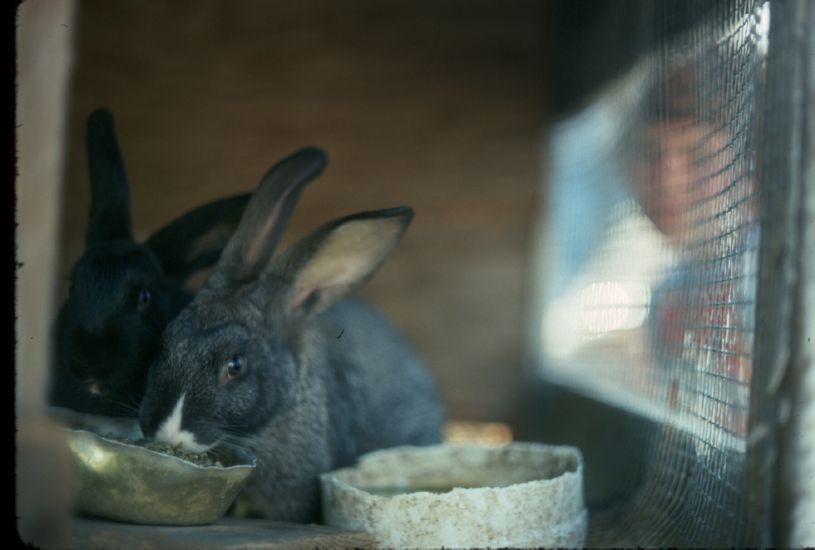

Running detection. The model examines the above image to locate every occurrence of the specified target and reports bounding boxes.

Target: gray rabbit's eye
[137,288,151,311]
[220,355,245,384]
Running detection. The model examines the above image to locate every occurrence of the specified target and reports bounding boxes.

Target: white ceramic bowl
[320,442,587,548]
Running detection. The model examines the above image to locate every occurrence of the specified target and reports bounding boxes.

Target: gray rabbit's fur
[139,147,445,522]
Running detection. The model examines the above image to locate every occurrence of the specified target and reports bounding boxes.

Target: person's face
[636,119,733,242]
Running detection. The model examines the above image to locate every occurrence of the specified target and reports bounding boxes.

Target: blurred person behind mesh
[633,62,759,433]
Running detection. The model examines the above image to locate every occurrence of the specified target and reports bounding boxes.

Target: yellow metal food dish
[67,429,256,525]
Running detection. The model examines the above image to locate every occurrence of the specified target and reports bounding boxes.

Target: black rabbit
[50,109,251,417]
[139,147,445,522]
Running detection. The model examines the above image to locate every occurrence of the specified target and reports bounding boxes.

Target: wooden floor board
[69,516,375,550]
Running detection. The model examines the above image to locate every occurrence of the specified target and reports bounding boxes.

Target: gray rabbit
[139,147,445,522]
[51,109,251,417]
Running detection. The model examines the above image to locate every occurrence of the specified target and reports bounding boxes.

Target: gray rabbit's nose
[139,388,176,440]
[139,412,158,439]
[86,381,102,395]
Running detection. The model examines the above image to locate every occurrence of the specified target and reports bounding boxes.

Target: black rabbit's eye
[137,288,151,311]
[220,356,245,384]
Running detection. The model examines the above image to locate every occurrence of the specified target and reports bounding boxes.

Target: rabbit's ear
[145,193,252,284]
[276,207,413,318]
[208,147,328,288]
[85,109,134,245]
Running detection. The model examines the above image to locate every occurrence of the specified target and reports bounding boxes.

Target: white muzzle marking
[155,393,212,452]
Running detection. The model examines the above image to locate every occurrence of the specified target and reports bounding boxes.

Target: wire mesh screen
[531,1,771,545]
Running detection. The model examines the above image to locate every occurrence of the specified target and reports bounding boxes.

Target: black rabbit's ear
[145,193,252,284]
[274,207,413,319]
[207,147,328,288]
[85,109,134,245]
